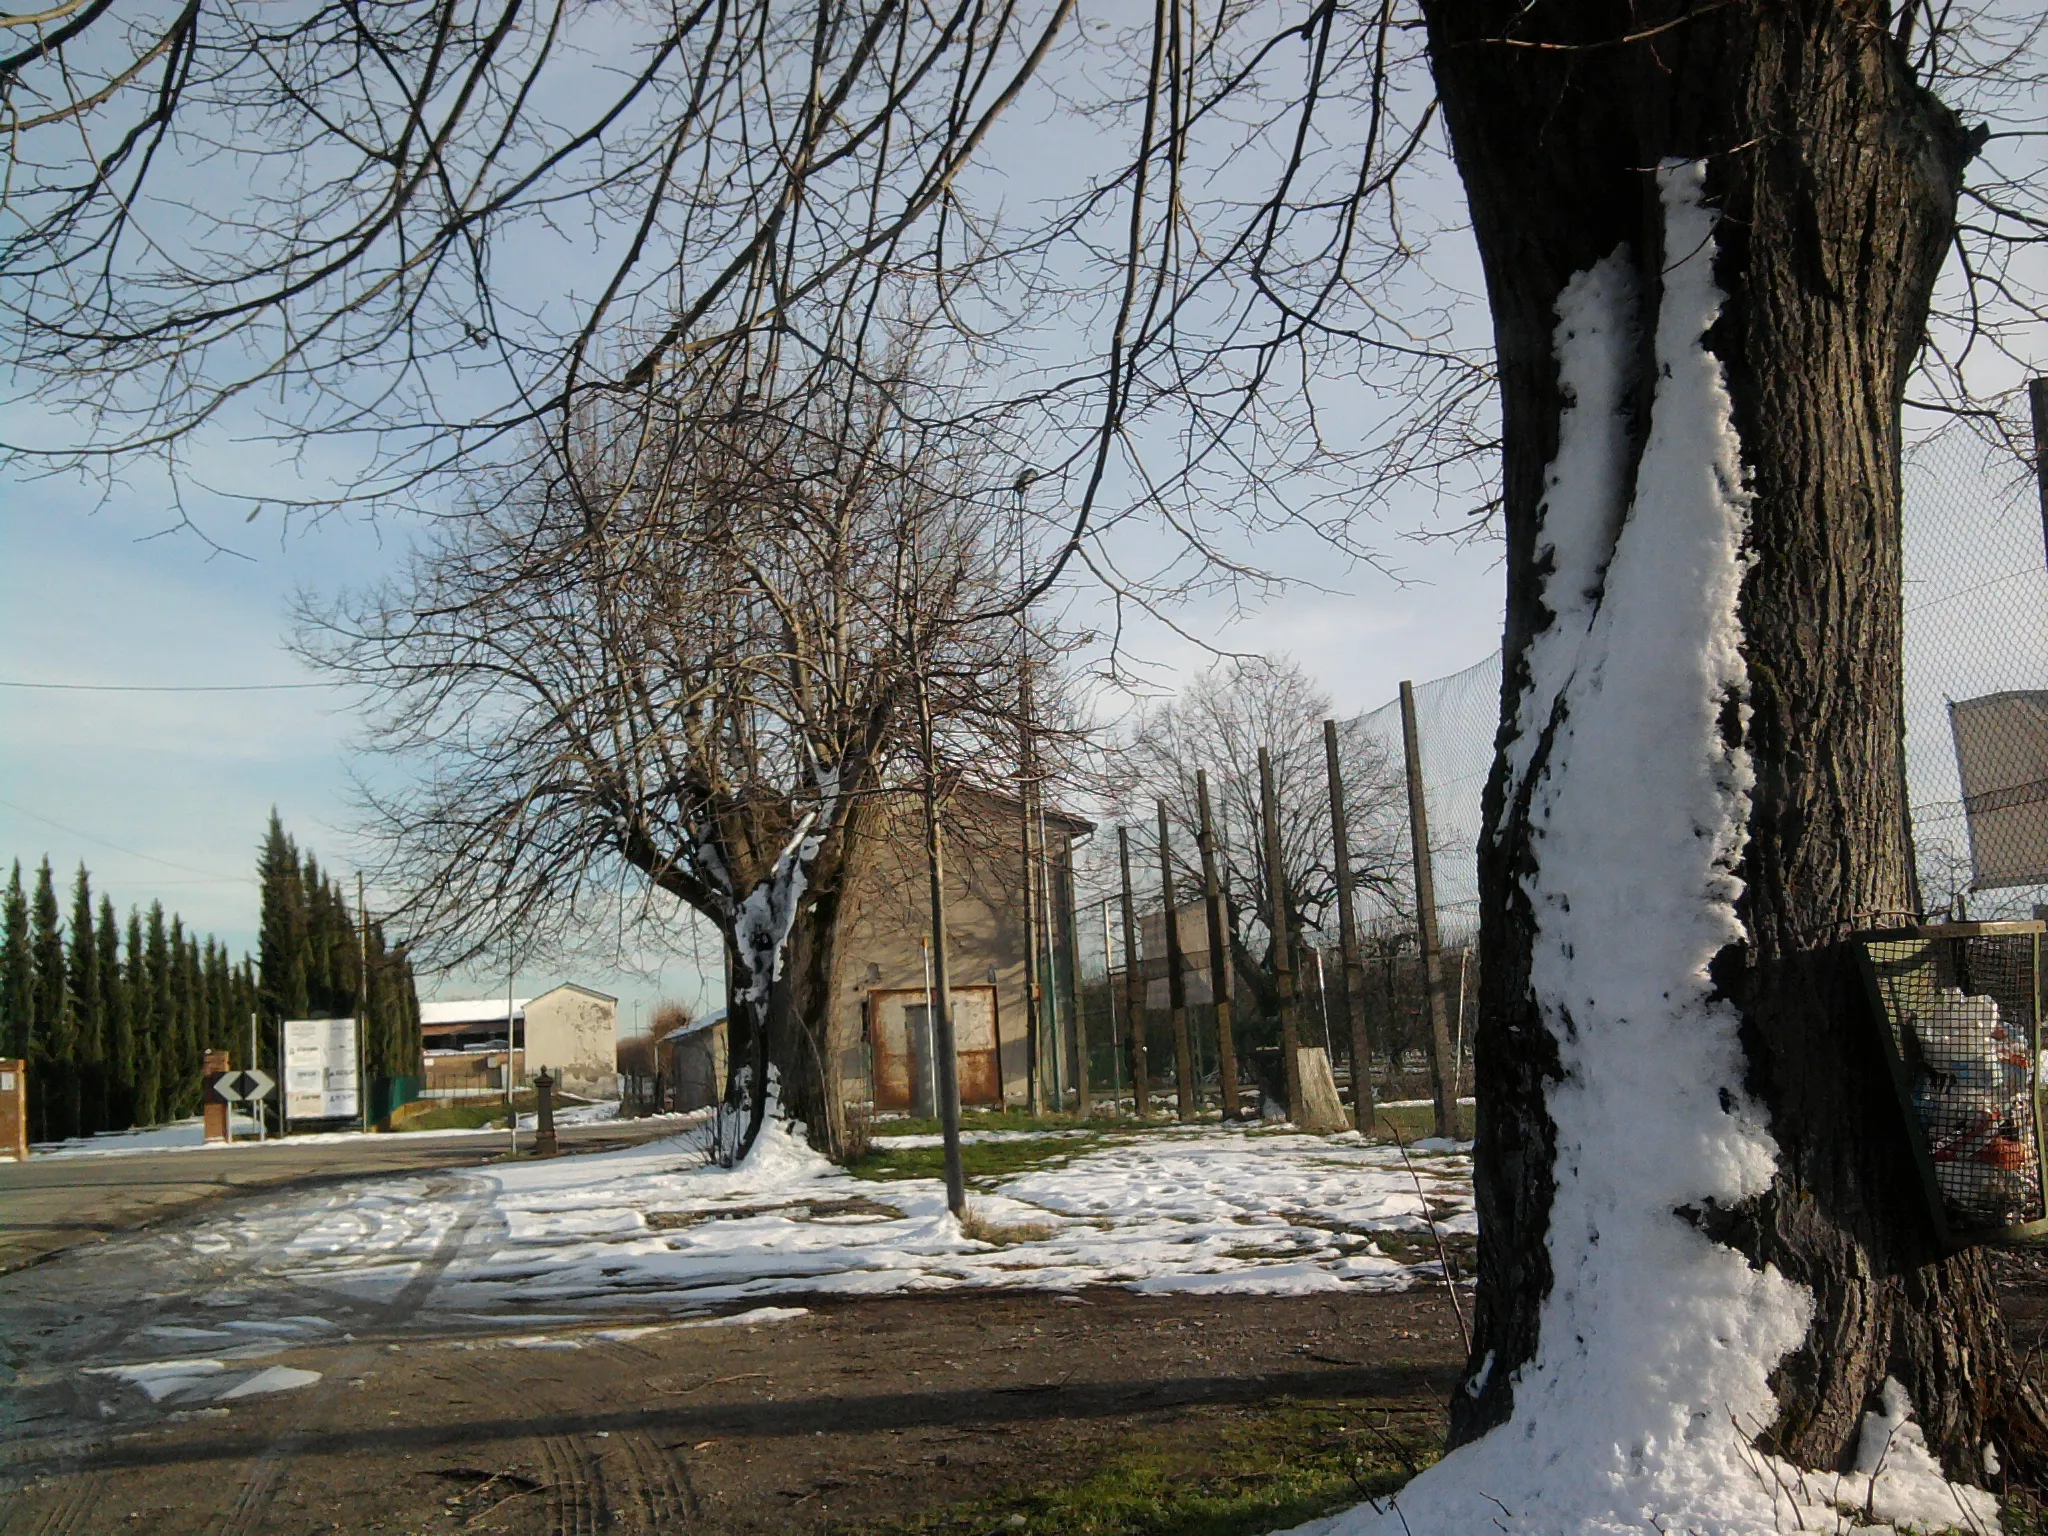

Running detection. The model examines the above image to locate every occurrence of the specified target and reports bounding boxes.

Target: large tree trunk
[1428,0,2048,1484]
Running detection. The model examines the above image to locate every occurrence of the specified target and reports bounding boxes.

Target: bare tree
[300,344,1040,1162]
[1110,656,1407,1018]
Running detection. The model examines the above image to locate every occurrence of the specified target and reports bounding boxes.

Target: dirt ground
[0,1288,1465,1535]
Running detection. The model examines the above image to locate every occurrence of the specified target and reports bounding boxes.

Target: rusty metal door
[868,987,1001,1111]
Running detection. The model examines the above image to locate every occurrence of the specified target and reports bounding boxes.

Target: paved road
[0,1118,692,1274]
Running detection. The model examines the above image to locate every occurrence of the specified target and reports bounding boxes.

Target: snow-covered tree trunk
[709,781,874,1166]
[1380,1,2048,1527]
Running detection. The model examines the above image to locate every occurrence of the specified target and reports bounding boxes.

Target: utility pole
[1157,801,1196,1121]
[1324,719,1374,1130]
[1258,747,1302,1119]
[1117,826,1149,1117]
[1399,680,1460,1140]
[1195,770,1241,1121]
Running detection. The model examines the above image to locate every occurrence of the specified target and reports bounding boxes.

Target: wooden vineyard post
[1324,719,1375,1130]
[1258,747,1303,1119]
[1196,770,1242,1120]
[1157,801,1197,1121]
[1399,681,1460,1140]
[1118,826,1149,1117]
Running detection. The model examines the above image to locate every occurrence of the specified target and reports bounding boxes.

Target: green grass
[870,1108,1104,1138]
[1365,1102,1472,1144]
[829,1401,1439,1536]
[845,1134,1108,1186]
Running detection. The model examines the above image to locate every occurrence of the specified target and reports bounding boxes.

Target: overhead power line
[0,679,334,693]
[0,795,251,883]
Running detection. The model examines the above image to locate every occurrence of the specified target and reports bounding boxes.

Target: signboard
[1951,692,2048,890]
[283,1018,358,1121]
[210,1069,275,1104]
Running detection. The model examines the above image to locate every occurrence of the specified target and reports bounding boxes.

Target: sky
[0,469,1507,1035]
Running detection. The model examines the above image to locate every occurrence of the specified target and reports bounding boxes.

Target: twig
[1388,1121,1470,1355]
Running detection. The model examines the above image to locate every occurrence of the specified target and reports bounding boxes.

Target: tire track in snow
[206,1173,490,1536]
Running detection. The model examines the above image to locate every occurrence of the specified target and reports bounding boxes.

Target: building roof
[420,998,527,1028]
[530,981,619,1005]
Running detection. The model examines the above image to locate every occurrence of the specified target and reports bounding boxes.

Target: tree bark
[1425,0,2046,1477]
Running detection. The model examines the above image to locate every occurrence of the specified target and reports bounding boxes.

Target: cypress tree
[30,858,69,1142]
[137,902,170,1125]
[122,908,145,1128]
[1,863,29,1066]
[67,866,97,1137]
[167,918,195,1113]
[259,811,310,1024]
[98,897,127,1130]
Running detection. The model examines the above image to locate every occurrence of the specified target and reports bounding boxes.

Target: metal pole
[1117,827,1149,1117]
[1100,898,1123,1113]
[1324,718,1374,1128]
[1019,662,1043,1115]
[1157,801,1197,1121]
[1258,747,1303,1118]
[1399,680,1460,1140]
[1039,805,1074,1112]
[921,939,938,1121]
[356,872,369,1134]
[249,1012,261,1141]
[2030,376,2048,568]
[923,770,966,1213]
[506,953,517,1159]
[1196,770,1242,1122]
[1047,809,1089,1116]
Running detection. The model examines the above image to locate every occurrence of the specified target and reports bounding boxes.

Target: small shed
[663,1008,728,1112]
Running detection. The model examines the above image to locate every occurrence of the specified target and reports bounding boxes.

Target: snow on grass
[1287,160,1996,1536]
[141,1112,1471,1322]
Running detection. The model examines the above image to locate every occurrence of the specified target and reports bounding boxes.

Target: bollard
[533,1068,559,1158]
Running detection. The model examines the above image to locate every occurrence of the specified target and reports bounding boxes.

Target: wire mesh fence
[1903,411,2048,916]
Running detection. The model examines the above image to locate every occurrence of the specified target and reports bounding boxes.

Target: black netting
[1863,927,2045,1235]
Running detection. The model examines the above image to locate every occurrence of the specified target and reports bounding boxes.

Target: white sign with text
[283,1018,358,1121]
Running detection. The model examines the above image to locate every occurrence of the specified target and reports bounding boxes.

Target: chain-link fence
[1903,410,2048,916]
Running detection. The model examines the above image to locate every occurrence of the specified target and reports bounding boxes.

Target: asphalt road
[0,1118,693,1274]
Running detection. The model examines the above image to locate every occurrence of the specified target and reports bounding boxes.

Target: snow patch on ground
[144,1116,1471,1320]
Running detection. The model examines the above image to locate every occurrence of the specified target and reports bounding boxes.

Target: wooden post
[1157,801,1197,1121]
[202,1048,231,1143]
[1399,680,1460,1140]
[0,1059,24,1161]
[1324,719,1374,1130]
[1258,747,1303,1119]
[2031,377,2048,569]
[1195,770,1242,1120]
[1118,826,1149,1117]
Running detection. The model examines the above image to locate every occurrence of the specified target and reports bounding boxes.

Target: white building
[419,984,620,1099]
